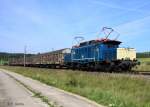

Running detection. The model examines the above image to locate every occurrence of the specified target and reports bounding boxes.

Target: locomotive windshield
[106,44,118,48]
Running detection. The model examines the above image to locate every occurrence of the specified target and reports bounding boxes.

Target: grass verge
[1,66,150,107]
[134,58,150,71]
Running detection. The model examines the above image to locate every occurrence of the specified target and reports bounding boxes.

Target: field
[134,58,150,71]
[138,58,150,63]
[1,66,150,107]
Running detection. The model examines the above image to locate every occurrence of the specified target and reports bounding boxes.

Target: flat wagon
[9,48,71,68]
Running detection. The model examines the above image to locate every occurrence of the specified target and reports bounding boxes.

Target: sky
[0,0,150,53]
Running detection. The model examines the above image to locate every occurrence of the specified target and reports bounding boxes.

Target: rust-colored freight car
[9,57,24,66]
[39,48,71,68]
[9,48,71,68]
[27,54,41,65]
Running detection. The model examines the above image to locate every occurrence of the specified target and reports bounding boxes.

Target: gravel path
[1,69,105,107]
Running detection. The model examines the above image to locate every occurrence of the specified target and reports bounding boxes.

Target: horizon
[0,0,150,53]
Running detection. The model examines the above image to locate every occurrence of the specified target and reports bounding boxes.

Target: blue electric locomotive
[64,38,138,71]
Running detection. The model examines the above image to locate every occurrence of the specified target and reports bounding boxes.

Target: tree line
[136,52,150,58]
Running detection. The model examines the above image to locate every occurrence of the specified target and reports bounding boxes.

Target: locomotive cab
[100,39,121,61]
[101,40,136,61]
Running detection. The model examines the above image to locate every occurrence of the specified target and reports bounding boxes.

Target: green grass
[138,58,150,63]
[34,92,55,107]
[1,66,150,107]
[134,58,150,71]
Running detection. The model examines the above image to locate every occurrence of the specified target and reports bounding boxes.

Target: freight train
[9,28,139,72]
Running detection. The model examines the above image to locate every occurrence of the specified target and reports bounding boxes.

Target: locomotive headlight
[82,55,84,58]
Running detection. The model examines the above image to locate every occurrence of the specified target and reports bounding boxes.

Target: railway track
[137,71,150,75]
[5,65,150,78]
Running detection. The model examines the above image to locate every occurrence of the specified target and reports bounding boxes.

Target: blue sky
[0,0,150,53]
